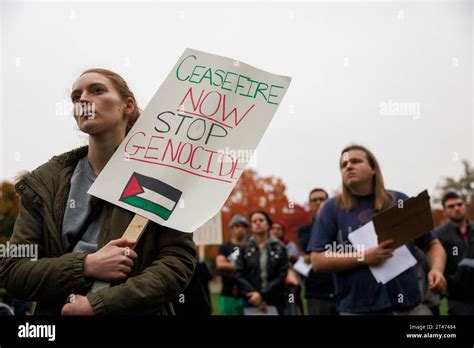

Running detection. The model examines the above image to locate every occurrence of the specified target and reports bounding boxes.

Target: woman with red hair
[0,69,197,315]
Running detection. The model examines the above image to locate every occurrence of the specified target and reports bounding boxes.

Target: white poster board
[193,213,222,246]
[88,48,291,232]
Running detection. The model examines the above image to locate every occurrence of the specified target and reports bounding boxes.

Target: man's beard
[449,215,466,223]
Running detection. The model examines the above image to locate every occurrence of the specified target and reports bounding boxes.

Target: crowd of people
[212,145,473,316]
[0,68,472,317]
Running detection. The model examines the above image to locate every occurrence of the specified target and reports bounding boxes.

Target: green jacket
[0,146,197,315]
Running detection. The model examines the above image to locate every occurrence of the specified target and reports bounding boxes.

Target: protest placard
[193,213,222,246]
[88,48,291,233]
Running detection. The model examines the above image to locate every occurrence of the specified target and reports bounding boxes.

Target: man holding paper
[307,145,446,314]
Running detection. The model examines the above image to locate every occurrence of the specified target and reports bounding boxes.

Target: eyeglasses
[446,202,464,209]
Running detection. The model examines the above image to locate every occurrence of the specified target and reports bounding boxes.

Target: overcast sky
[1,0,473,207]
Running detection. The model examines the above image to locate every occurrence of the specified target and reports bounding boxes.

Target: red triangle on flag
[120,174,144,199]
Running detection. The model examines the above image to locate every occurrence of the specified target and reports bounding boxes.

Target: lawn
[211,293,449,316]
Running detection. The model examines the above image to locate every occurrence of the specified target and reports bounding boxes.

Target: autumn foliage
[206,169,312,258]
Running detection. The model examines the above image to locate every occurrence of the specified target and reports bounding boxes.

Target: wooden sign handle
[88,214,150,294]
[121,214,150,247]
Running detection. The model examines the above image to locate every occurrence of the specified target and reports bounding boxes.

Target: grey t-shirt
[62,156,103,253]
[259,246,269,290]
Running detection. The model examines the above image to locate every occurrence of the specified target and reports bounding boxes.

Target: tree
[0,181,20,243]
[206,169,311,259]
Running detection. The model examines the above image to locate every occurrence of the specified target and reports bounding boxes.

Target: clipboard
[372,190,434,249]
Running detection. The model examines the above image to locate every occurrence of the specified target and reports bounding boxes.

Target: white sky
[1,0,473,206]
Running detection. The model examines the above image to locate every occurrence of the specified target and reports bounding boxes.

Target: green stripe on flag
[122,195,172,220]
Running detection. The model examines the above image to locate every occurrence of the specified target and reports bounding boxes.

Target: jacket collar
[248,234,284,248]
[50,145,89,168]
[14,145,88,186]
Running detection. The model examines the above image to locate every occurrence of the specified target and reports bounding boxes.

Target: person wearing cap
[216,214,248,315]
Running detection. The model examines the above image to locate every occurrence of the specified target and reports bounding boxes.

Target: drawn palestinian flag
[119,172,182,221]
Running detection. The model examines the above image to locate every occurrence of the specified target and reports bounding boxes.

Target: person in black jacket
[434,191,474,315]
[235,211,289,315]
[297,188,337,315]
[173,260,213,316]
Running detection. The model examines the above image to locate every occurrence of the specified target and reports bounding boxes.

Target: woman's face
[71,72,130,136]
[251,213,270,234]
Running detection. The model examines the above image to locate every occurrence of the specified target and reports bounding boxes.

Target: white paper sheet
[348,221,417,284]
[293,256,312,277]
[243,306,279,315]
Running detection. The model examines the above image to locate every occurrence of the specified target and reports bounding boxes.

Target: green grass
[211,292,221,315]
[211,293,449,316]
[439,297,448,315]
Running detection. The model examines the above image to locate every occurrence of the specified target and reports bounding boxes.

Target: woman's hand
[61,294,94,315]
[83,238,137,282]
